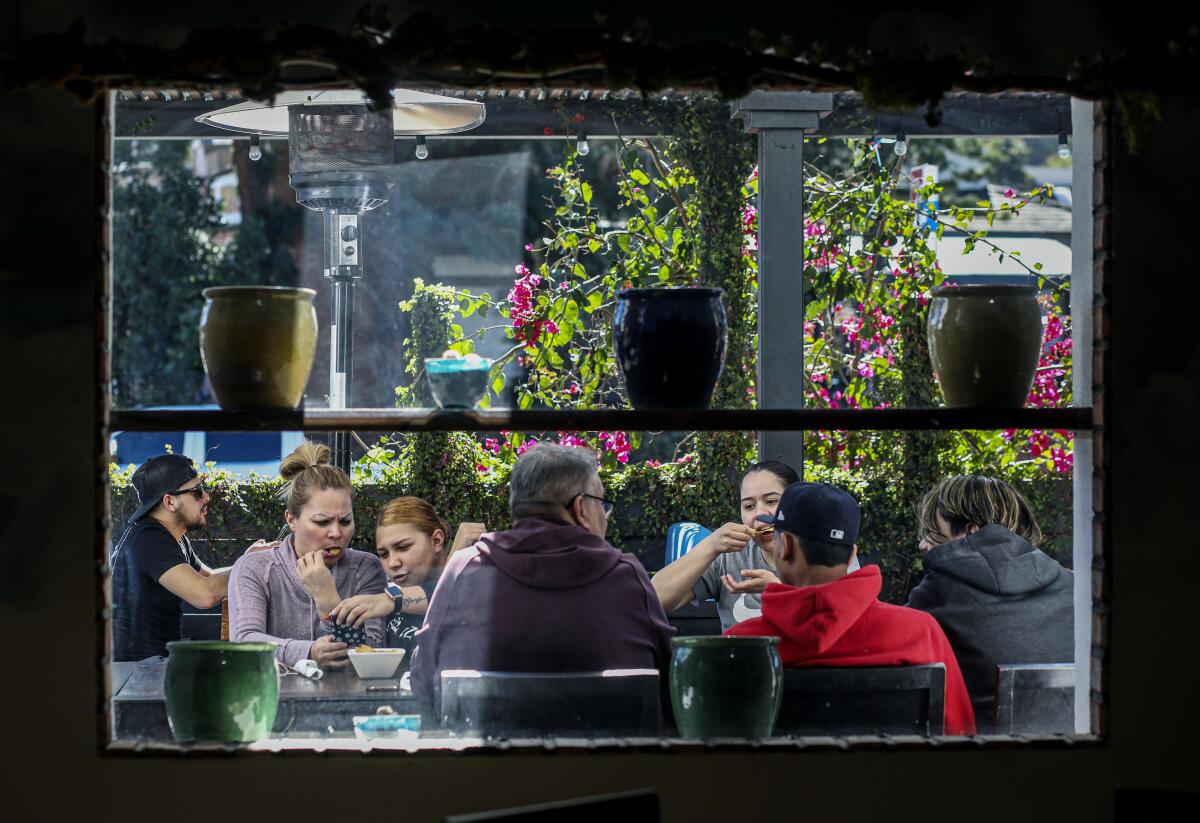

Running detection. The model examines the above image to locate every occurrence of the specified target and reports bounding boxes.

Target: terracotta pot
[927,285,1043,407]
[199,286,318,410]
[164,641,279,743]
[613,287,728,409]
[669,636,783,739]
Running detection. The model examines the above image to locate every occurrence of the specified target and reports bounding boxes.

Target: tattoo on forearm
[402,594,427,608]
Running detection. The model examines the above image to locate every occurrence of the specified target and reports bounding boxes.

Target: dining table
[110,657,419,741]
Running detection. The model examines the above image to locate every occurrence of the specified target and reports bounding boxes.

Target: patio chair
[439,669,662,739]
[994,663,1074,735]
[664,522,712,566]
[180,602,223,641]
[774,663,946,737]
[442,789,659,822]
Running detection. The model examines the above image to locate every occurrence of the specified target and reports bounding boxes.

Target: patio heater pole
[326,209,361,474]
[732,92,833,475]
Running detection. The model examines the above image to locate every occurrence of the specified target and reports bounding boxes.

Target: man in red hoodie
[725,482,976,735]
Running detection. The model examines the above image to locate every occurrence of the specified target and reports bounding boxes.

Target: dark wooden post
[731,93,833,473]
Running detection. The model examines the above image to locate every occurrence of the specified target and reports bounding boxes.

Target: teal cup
[670,636,783,739]
[164,641,280,743]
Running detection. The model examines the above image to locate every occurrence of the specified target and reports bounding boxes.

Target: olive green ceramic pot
[164,641,279,743]
[199,286,318,410]
[927,285,1043,407]
[670,636,783,739]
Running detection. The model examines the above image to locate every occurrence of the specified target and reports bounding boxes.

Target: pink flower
[1004,188,1016,199]
[524,243,534,252]
[556,432,587,448]
[646,459,662,468]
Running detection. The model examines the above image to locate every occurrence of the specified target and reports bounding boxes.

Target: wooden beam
[108,407,1094,433]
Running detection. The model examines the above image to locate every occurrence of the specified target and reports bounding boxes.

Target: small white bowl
[347,648,406,679]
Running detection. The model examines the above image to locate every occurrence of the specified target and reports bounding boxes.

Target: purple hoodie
[227,534,386,667]
[409,517,676,717]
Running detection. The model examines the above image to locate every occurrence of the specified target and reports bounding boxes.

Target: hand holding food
[297,549,339,612]
[700,522,755,556]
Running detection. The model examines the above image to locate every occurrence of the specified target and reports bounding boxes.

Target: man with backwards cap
[110,454,237,662]
[725,482,977,735]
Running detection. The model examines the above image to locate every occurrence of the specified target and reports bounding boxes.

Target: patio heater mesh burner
[285,106,397,471]
[287,106,395,211]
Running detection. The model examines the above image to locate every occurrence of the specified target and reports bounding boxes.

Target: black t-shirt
[384,578,439,656]
[111,518,202,662]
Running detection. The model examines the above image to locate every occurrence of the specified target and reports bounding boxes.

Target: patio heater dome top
[194,88,486,136]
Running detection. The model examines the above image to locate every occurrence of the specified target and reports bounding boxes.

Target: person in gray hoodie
[409,443,675,721]
[906,474,1073,732]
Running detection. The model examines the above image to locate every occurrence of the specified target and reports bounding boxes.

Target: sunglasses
[168,482,207,499]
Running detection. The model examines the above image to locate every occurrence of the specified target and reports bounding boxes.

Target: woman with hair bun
[227,440,387,669]
[328,496,485,656]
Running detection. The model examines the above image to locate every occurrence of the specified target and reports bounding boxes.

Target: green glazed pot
[926,285,1043,407]
[199,286,318,410]
[164,641,279,743]
[670,636,783,739]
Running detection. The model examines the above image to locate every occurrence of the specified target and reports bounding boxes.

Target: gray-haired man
[409,443,675,718]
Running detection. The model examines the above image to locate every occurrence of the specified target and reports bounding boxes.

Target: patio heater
[196,90,486,472]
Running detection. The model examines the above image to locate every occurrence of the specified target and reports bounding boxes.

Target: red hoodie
[725,565,976,735]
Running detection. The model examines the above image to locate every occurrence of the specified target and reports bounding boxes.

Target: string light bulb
[1057,133,1071,159]
[415,136,429,160]
[893,132,908,157]
[576,133,590,156]
[248,134,262,162]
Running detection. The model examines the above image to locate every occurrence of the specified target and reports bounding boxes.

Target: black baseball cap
[770,482,861,546]
[130,454,199,522]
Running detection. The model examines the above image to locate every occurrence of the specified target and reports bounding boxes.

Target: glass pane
[109,432,185,466]
[203,432,284,463]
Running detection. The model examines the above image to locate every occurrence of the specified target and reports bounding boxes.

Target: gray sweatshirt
[228,535,387,667]
[906,524,1073,731]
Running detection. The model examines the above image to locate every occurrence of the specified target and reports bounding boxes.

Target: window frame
[98,88,1109,754]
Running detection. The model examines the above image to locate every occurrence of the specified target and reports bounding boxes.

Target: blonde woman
[907,474,1073,731]
[329,496,485,655]
[227,440,386,669]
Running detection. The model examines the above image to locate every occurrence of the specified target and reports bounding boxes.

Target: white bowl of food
[347,646,406,679]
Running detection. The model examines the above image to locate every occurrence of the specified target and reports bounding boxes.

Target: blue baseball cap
[770,482,861,546]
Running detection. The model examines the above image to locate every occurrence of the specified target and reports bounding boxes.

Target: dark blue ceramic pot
[613,287,728,409]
